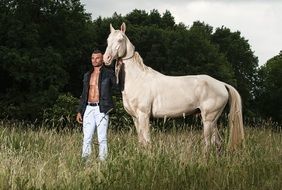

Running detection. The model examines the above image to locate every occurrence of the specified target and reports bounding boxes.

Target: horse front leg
[132,116,142,141]
[136,111,151,146]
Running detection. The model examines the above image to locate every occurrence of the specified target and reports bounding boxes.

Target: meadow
[0,120,281,190]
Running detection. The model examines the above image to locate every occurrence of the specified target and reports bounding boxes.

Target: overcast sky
[80,0,282,66]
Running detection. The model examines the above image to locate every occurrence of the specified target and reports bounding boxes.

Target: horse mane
[133,52,149,71]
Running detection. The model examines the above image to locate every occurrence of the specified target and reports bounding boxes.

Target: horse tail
[225,84,245,150]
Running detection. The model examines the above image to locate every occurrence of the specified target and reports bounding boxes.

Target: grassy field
[0,121,281,190]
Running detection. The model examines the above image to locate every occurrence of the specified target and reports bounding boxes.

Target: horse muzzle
[103,54,112,65]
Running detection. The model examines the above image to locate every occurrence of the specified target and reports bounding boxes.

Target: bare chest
[89,71,100,85]
[88,71,100,102]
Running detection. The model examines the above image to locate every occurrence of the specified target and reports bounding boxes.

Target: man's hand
[76,113,83,124]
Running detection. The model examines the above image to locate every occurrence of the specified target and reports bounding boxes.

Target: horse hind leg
[212,106,226,154]
[211,127,222,154]
[202,119,214,154]
[201,108,224,155]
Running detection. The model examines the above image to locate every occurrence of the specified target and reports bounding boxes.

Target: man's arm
[76,112,83,124]
[76,73,87,124]
[76,93,83,124]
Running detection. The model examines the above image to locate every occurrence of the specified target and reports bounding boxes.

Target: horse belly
[151,99,198,118]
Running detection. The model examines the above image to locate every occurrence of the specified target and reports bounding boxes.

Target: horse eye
[115,44,120,50]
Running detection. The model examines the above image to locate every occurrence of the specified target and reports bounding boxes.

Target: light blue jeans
[82,105,109,161]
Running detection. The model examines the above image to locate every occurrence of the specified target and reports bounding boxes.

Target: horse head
[103,23,135,65]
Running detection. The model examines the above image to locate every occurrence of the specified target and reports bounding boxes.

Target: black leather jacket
[77,65,116,116]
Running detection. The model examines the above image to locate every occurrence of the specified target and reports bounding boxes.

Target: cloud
[80,0,282,65]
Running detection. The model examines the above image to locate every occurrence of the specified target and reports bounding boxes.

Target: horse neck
[121,53,148,90]
[122,37,145,77]
[123,57,143,77]
[123,37,135,60]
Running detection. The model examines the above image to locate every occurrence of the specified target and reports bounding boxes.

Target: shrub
[43,93,78,129]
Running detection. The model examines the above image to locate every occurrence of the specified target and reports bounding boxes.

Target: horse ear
[110,23,114,33]
[121,22,126,33]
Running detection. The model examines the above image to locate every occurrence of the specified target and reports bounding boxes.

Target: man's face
[91,53,103,67]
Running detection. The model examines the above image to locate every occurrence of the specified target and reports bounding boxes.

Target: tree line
[0,0,281,125]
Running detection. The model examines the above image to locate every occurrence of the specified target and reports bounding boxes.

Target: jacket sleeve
[76,74,87,114]
[76,95,83,114]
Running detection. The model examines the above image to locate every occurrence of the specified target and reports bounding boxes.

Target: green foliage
[185,22,235,84]
[212,27,259,115]
[43,93,79,128]
[0,4,275,124]
[255,51,282,123]
[125,9,175,29]
[0,0,94,120]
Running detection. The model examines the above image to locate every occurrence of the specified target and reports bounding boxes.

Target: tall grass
[0,120,281,189]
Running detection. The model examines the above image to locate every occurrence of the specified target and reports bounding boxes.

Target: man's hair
[92,49,103,54]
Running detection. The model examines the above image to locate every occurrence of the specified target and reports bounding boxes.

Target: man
[76,49,116,161]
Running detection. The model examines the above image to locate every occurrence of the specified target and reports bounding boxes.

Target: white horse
[103,23,244,152]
